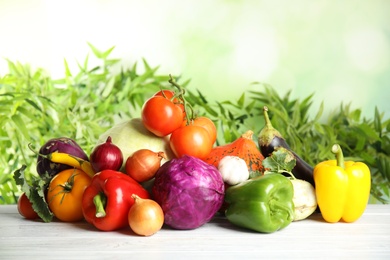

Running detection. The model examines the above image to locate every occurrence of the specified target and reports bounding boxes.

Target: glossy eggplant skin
[36,137,89,178]
[260,137,315,187]
[258,106,315,187]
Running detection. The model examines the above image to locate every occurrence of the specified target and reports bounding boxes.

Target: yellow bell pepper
[313,144,371,223]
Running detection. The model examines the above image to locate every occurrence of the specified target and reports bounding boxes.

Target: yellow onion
[128,195,164,236]
[125,149,166,183]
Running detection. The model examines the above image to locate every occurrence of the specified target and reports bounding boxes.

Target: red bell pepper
[82,169,150,231]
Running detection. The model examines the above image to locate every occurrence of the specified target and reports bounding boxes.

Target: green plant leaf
[11,114,29,140]
[262,147,296,176]
[13,165,53,222]
[101,76,116,98]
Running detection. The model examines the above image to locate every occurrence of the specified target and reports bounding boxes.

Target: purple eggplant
[36,137,89,178]
[258,106,315,187]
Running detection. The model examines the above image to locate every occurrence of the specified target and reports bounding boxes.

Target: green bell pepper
[224,173,295,233]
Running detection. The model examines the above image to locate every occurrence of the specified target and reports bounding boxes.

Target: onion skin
[90,136,124,172]
[128,195,164,236]
[125,149,166,183]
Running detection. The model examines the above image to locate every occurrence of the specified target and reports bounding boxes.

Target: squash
[204,130,264,173]
[96,118,175,172]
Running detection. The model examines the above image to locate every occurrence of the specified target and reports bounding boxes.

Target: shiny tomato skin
[17,192,39,220]
[169,125,213,160]
[154,90,186,118]
[153,90,175,99]
[47,169,91,222]
[141,96,184,137]
[192,117,217,144]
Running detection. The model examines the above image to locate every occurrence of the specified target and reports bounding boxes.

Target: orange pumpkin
[203,130,264,173]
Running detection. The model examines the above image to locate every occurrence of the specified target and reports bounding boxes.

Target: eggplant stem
[28,143,53,160]
[263,106,274,129]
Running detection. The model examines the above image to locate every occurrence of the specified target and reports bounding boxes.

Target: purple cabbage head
[152,155,224,230]
[36,137,89,178]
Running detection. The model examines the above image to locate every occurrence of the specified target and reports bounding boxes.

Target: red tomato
[192,117,217,144]
[154,90,175,99]
[17,192,39,220]
[141,96,184,137]
[169,125,213,160]
[154,90,186,118]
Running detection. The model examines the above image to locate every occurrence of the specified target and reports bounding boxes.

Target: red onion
[90,136,123,172]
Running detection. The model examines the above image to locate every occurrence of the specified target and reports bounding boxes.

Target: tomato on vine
[144,75,217,159]
[170,124,213,160]
[154,90,177,103]
[192,116,217,145]
[154,89,186,120]
[141,96,184,137]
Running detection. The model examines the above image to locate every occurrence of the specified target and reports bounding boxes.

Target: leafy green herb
[262,147,296,178]
[13,165,53,222]
[1,43,389,204]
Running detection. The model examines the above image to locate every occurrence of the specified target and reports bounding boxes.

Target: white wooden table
[0,204,389,259]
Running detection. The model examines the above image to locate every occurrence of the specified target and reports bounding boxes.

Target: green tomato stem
[331,144,345,169]
[168,74,195,125]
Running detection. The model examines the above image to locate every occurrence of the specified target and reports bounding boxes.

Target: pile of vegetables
[0,44,387,237]
[13,72,372,236]
[1,44,389,207]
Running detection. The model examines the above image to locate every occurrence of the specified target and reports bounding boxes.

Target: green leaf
[102,46,116,59]
[87,42,103,58]
[13,165,53,222]
[313,101,324,121]
[262,147,296,176]
[16,106,35,119]
[11,114,30,140]
[101,76,116,98]
[25,98,43,113]
[63,59,72,77]
[374,106,382,134]
[237,93,245,108]
[356,123,381,142]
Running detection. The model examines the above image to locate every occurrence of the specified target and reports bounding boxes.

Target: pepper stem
[331,144,345,169]
[93,192,107,218]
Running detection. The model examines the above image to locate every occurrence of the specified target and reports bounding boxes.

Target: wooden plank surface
[0,204,390,259]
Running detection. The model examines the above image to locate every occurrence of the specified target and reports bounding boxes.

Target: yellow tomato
[47,168,91,222]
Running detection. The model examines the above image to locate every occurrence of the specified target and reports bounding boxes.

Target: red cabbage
[152,155,224,230]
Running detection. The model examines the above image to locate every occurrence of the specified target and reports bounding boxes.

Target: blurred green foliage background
[1,0,389,119]
[1,1,390,204]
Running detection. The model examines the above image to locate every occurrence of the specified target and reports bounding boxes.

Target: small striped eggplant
[258,106,315,187]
